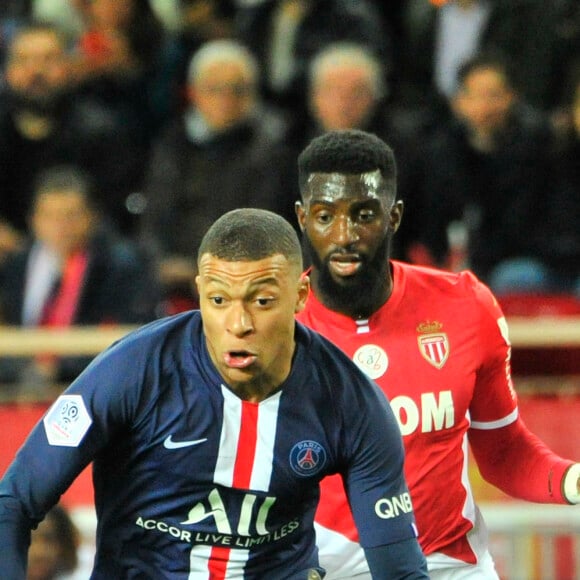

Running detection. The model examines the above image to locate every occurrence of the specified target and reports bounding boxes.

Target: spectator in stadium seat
[406,52,566,294]
[548,67,580,296]
[0,165,159,392]
[26,504,80,580]
[233,0,393,115]
[69,0,173,144]
[139,39,296,310]
[0,21,146,237]
[397,0,567,118]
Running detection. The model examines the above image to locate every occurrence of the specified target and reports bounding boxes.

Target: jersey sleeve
[470,417,576,503]
[364,538,428,579]
[466,275,576,503]
[0,338,151,578]
[467,274,518,425]
[340,371,420,550]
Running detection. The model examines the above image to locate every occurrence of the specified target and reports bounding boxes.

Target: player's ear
[390,200,404,234]
[295,201,306,232]
[295,274,310,313]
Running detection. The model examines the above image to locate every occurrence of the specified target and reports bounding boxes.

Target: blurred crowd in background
[0,0,579,395]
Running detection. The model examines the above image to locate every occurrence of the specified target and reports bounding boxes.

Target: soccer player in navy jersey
[0,208,428,579]
[295,129,580,579]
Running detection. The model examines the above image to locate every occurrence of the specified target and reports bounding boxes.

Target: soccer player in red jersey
[295,129,580,579]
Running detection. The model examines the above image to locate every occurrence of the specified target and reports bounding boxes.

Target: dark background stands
[233,0,393,116]
[0,22,146,238]
[140,39,296,309]
[0,165,159,389]
[404,53,564,294]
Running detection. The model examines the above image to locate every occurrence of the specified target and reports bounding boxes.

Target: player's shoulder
[295,322,379,392]
[97,310,202,364]
[394,261,492,298]
[394,261,504,323]
[296,321,353,362]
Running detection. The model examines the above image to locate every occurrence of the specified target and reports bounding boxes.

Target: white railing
[481,503,580,580]
[0,316,578,357]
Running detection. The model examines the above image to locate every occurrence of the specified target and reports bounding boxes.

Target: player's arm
[0,495,31,579]
[0,341,145,578]
[0,389,103,579]
[342,374,428,578]
[365,539,428,579]
[468,275,580,504]
[469,418,580,504]
[0,417,95,577]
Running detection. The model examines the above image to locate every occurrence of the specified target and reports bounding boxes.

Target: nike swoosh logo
[163,435,208,449]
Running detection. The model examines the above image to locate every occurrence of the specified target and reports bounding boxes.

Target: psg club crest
[289,440,327,477]
[416,321,449,369]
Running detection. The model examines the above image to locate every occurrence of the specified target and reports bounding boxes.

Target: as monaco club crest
[416,321,449,369]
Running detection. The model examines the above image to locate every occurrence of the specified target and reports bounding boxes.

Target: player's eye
[357,209,376,222]
[210,296,225,306]
[315,211,333,224]
[255,297,273,307]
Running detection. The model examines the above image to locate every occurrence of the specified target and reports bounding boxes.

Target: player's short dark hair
[298,129,397,198]
[198,208,303,270]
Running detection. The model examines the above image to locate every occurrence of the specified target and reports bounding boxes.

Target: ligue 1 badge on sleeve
[43,394,92,447]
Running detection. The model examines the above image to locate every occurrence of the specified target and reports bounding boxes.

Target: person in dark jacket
[0,21,146,238]
[140,39,296,310]
[406,52,563,293]
[234,0,393,114]
[0,165,160,391]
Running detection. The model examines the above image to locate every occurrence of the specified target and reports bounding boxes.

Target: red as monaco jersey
[297,261,518,569]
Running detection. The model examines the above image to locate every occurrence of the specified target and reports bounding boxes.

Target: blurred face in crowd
[31,189,96,258]
[27,508,78,580]
[453,66,515,137]
[27,515,63,580]
[196,253,308,401]
[5,29,69,112]
[84,0,134,31]
[310,63,377,131]
[190,60,256,132]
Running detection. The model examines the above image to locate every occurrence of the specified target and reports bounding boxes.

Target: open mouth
[224,351,257,369]
[329,254,362,277]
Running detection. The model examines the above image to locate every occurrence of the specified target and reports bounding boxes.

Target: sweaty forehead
[303,170,388,203]
[198,253,296,281]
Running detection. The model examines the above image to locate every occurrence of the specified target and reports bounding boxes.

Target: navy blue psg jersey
[0,311,417,578]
